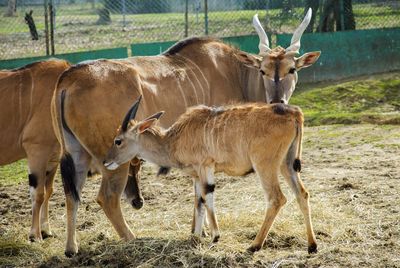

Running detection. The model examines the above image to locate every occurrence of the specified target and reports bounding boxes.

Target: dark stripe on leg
[293,158,302,172]
[205,184,215,194]
[198,197,205,209]
[28,174,38,188]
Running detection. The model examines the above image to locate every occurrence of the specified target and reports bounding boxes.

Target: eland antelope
[104,97,317,253]
[0,59,143,242]
[52,9,320,256]
[0,60,70,241]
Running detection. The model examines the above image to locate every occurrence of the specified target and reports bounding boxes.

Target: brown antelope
[52,9,320,256]
[104,97,317,253]
[0,60,144,242]
[0,60,70,241]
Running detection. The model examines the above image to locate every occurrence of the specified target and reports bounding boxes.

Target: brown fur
[0,59,70,241]
[52,37,319,255]
[105,102,316,252]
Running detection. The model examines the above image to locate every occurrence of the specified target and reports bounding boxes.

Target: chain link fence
[1,0,399,60]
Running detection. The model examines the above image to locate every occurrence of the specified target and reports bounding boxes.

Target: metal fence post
[44,0,49,55]
[185,0,188,37]
[49,0,55,55]
[204,0,208,35]
[122,0,126,28]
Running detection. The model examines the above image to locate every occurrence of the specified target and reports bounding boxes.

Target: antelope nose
[270,99,285,104]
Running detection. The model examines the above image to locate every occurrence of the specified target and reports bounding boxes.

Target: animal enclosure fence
[0,0,399,60]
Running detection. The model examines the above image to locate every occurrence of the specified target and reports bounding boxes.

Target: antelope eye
[288,68,296,74]
[114,139,122,146]
[260,69,265,75]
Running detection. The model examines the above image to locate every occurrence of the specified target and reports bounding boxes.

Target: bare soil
[0,124,399,267]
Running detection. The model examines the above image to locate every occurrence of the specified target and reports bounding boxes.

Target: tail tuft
[60,153,80,202]
[293,158,302,172]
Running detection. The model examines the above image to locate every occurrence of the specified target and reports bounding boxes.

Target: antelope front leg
[191,179,209,237]
[97,164,135,241]
[192,179,206,238]
[199,166,220,242]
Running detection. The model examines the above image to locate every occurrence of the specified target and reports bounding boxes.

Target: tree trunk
[5,0,17,17]
[304,0,320,33]
[318,0,356,32]
[318,0,335,32]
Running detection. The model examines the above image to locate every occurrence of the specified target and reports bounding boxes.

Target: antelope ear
[144,111,164,121]
[295,51,321,70]
[235,52,262,69]
[137,111,164,133]
[138,118,157,134]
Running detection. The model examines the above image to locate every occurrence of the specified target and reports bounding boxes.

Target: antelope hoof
[247,244,261,253]
[131,198,144,210]
[41,230,55,239]
[202,229,209,237]
[190,234,201,246]
[308,242,318,254]
[212,234,220,243]
[28,234,42,242]
[65,250,77,258]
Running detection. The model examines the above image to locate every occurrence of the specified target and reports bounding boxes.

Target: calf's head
[104,96,163,170]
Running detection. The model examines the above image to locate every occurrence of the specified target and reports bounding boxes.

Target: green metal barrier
[0,47,128,70]
[277,28,400,82]
[131,41,177,56]
[2,29,399,82]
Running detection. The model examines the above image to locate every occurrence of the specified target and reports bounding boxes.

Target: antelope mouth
[104,161,119,170]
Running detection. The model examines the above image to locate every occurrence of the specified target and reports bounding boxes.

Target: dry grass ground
[1,124,399,267]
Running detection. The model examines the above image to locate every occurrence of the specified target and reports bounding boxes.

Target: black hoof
[65,250,76,258]
[212,235,220,243]
[308,243,318,254]
[247,245,261,253]
[131,198,144,210]
[41,231,54,239]
[29,235,37,242]
[202,230,209,237]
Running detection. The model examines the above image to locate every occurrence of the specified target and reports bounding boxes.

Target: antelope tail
[51,85,80,202]
[293,112,304,172]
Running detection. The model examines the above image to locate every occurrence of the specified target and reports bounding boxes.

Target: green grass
[0,159,27,185]
[292,73,400,126]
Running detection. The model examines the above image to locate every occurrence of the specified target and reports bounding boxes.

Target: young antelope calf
[104,96,317,253]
